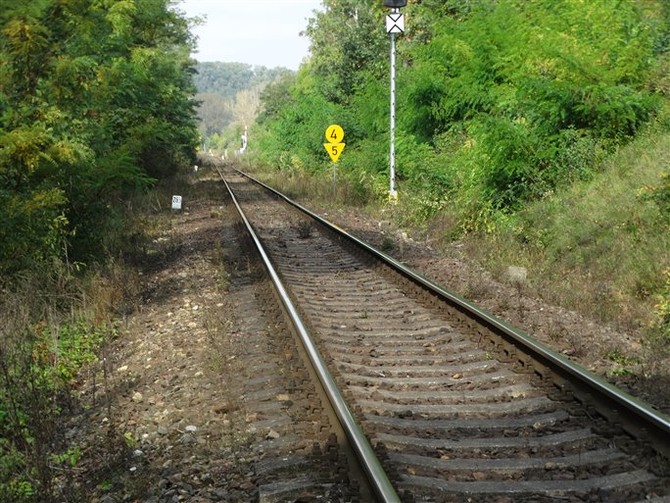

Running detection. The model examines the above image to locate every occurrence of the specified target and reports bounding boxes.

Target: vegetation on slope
[467,125,670,347]
[248,0,670,347]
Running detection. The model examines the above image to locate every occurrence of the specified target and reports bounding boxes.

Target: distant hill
[194,62,293,136]
[194,62,292,99]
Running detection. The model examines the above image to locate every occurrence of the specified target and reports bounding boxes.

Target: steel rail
[236,168,670,453]
[217,169,401,502]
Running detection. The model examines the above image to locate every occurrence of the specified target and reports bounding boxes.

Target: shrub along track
[220,165,670,502]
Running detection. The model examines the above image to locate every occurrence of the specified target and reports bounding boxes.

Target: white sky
[176,0,324,69]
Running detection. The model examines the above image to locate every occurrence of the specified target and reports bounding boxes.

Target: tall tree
[304,0,388,103]
[0,0,200,276]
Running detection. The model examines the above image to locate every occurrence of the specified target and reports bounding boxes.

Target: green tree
[304,0,388,104]
[0,0,199,275]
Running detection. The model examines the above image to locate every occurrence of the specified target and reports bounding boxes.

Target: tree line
[193,62,293,148]
[0,0,200,278]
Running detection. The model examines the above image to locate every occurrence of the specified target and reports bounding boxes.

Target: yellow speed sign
[325,124,344,144]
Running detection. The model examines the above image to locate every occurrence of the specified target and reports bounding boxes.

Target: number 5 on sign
[324,142,345,163]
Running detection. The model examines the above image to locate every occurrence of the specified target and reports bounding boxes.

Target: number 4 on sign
[324,142,345,163]
[325,124,344,143]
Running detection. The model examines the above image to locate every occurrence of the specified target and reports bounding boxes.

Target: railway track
[215,185,362,502]
[217,164,670,502]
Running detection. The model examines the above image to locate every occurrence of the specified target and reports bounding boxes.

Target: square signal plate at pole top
[386,13,404,34]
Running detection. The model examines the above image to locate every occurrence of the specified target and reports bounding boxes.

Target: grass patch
[462,128,670,334]
[0,169,190,501]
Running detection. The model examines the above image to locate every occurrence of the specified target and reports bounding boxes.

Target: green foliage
[472,129,670,329]
[396,0,663,220]
[123,431,138,449]
[53,321,106,383]
[0,475,34,503]
[255,75,352,171]
[257,72,298,124]
[0,188,68,274]
[0,0,199,278]
[0,428,34,502]
[254,0,666,231]
[48,447,82,477]
[605,348,638,377]
[304,0,387,104]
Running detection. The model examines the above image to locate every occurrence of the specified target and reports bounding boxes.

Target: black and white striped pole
[383,0,406,204]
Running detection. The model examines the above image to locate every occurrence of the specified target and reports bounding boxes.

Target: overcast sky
[176,0,323,70]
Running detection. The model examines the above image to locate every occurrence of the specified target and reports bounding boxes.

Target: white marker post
[240,125,248,154]
[385,1,405,204]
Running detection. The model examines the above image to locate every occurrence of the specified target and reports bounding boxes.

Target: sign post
[324,124,346,196]
[384,1,405,204]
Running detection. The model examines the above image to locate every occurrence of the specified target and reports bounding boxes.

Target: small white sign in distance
[172,195,182,210]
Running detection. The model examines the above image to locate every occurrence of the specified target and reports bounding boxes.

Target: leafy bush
[0,0,199,277]
[252,0,665,235]
[392,0,662,224]
[255,82,351,172]
[0,189,68,275]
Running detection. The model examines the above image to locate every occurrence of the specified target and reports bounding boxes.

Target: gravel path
[70,180,262,502]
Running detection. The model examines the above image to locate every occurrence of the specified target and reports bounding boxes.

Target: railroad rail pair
[216,164,669,502]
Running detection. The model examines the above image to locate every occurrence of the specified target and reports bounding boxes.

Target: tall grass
[466,128,670,331]
[0,167,192,501]
[247,157,373,208]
